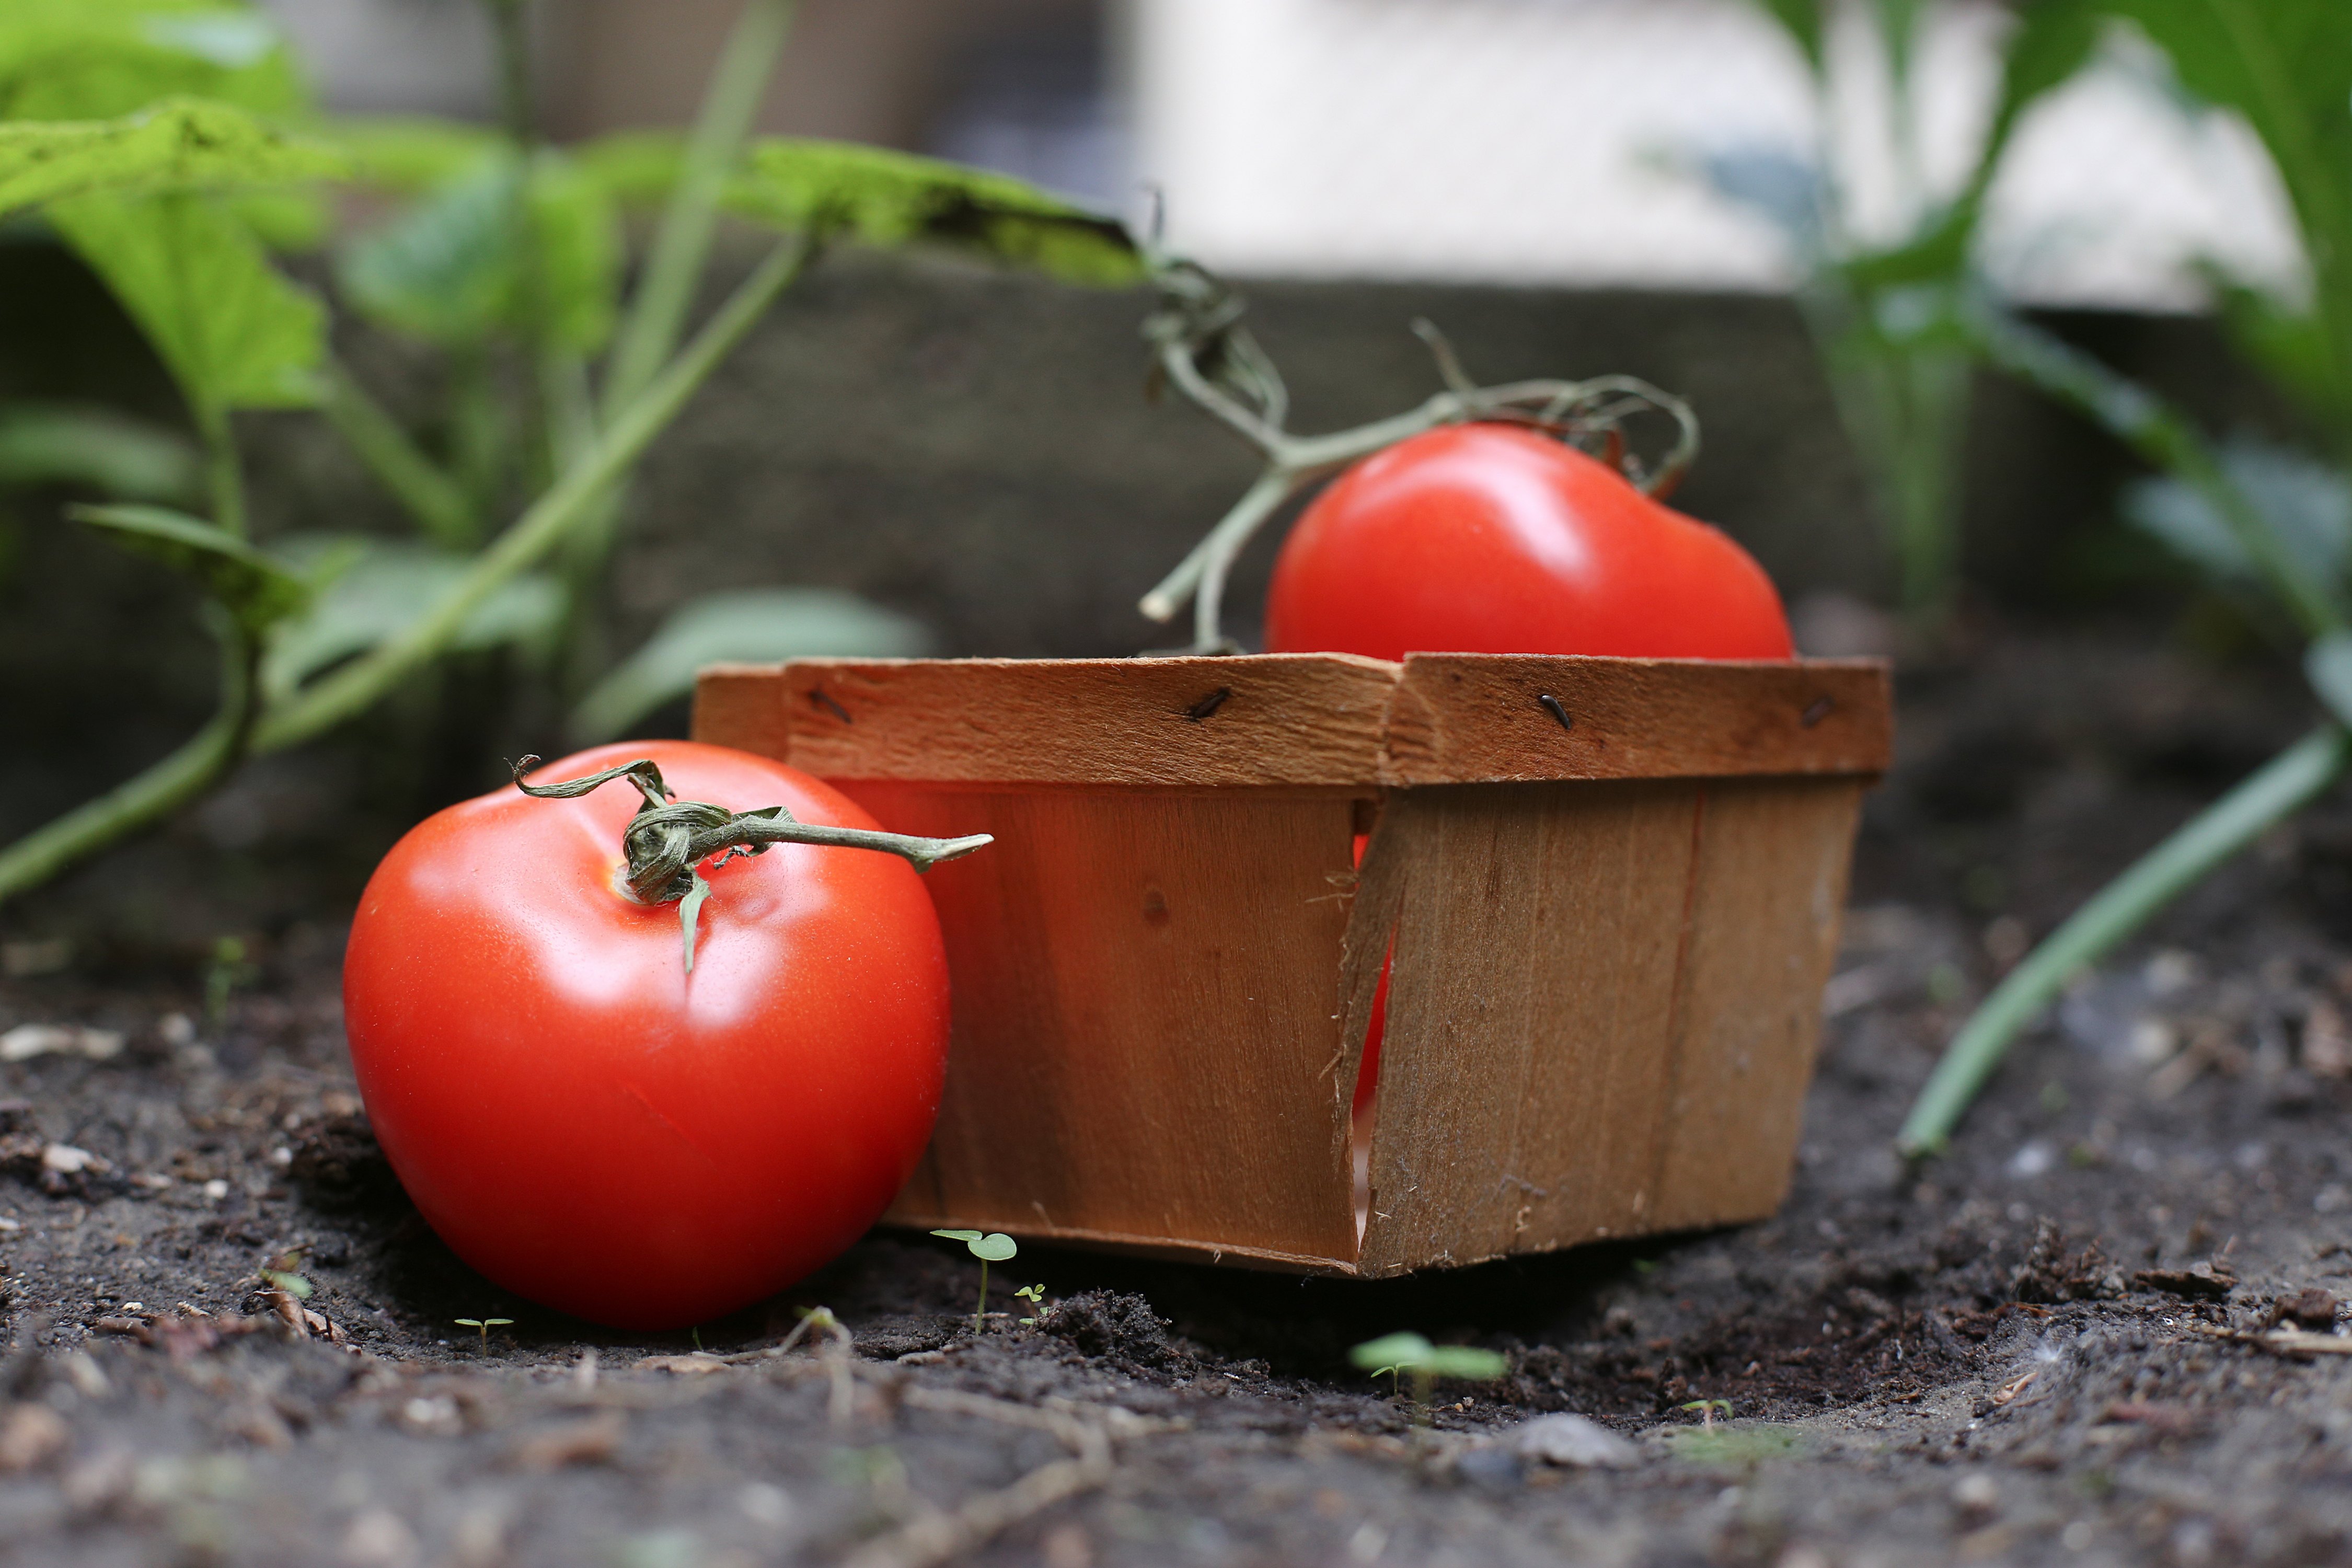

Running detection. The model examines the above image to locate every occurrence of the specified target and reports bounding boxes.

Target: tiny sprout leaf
[455,1318,483,1328]
[967,1233,1018,1263]
[930,1229,983,1244]
[260,1269,312,1299]
[1422,1345,1508,1381]
[486,1318,514,1327]
[1350,1332,1434,1371]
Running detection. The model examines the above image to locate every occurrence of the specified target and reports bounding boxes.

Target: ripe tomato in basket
[342,741,951,1331]
[1264,423,1793,662]
[1271,424,1794,1125]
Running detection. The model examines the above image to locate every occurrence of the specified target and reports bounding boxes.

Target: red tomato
[1264,424,1793,662]
[342,741,950,1331]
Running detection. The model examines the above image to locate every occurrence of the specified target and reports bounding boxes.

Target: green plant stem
[198,408,246,540]
[603,0,795,419]
[1139,343,1700,650]
[449,344,505,521]
[1966,305,2349,638]
[1897,723,2352,1157]
[975,1259,988,1335]
[0,625,257,907]
[252,236,815,754]
[320,359,477,547]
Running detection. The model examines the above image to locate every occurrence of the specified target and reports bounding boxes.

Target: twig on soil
[2192,1323,2352,1358]
[837,1382,1178,1568]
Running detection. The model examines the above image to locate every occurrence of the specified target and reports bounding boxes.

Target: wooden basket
[693,653,1890,1277]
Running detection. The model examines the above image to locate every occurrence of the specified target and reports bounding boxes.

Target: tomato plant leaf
[0,98,343,222]
[339,148,620,352]
[49,191,326,422]
[259,537,562,702]
[69,501,307,631]
[573,129,690,210]
[0,1,305,122]
[725,139,1142,286]
[0,402,198,501]
[568,588,932,744]
[326,116,504,193]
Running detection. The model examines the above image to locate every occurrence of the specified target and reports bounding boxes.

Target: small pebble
[1512,1413,1639,1469]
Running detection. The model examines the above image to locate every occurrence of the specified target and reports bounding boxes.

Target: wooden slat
[846,783,1363,1266]
[1355,781,1702,1276]
[1381,655,1890,785]
[692,662,795,762]
[1645,776,1863,1232]
[777,655,1400,787]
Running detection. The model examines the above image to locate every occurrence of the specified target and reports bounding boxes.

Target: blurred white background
[258,0,2300,309]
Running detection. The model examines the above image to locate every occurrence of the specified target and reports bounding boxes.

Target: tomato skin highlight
[1264,424,1793,662]
[342,741,950,1331]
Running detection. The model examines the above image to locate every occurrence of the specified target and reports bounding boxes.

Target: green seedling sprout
[1349,1332,1508,1424]
[259,1246,313,1299]
[1680,1398,1733,1432]
[454,1316,513,1353]
[930,1229,1017,1333]
[1013,1283,1046,1326]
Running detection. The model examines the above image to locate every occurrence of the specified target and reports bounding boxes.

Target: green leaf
[2119,437,2351,589]
[0,98,343,221]
[1748,0,1826,74]
[259,1267,312,1299]
[338,154,518,345]
[50,190,325,421]
[966,1233,1018,1263]
[528,152,622,352]
[2306,632,2352,731]
[930,1229,983,1243]
[2098,2,2352,431]
[259,536,562,702]
[573,129,690,209]
[0,2,306,122]
[0,402,197,500]
[569,588,931,744]
[325,116,503,193]
[70,501,306,631]
[2203,268,2347,435]
[1350,1332,1434,1371]
[1421,1345,1509,1380]
[339,148,620,352]
[725,139,1143,286]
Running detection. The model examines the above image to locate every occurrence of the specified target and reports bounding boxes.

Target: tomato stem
[512,755,991,970]
[1137,263,1703,654]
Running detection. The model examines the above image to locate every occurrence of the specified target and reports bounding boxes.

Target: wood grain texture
[1381,655,1890,785]
[843,783,1363,1266]
[777,656,1399,787]
[1645,776,1864,1232]
[1355,781,1703,1276]
[690,661,794,762]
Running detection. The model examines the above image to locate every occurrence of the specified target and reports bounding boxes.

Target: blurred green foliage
[0,0,1141,906]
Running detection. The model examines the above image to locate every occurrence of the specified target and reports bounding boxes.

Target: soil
[4,622,2352,1568]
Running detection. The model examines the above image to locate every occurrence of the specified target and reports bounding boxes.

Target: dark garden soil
[4,621,2352,1568]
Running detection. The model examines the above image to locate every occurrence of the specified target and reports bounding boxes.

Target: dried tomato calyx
[510,755,989,971]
